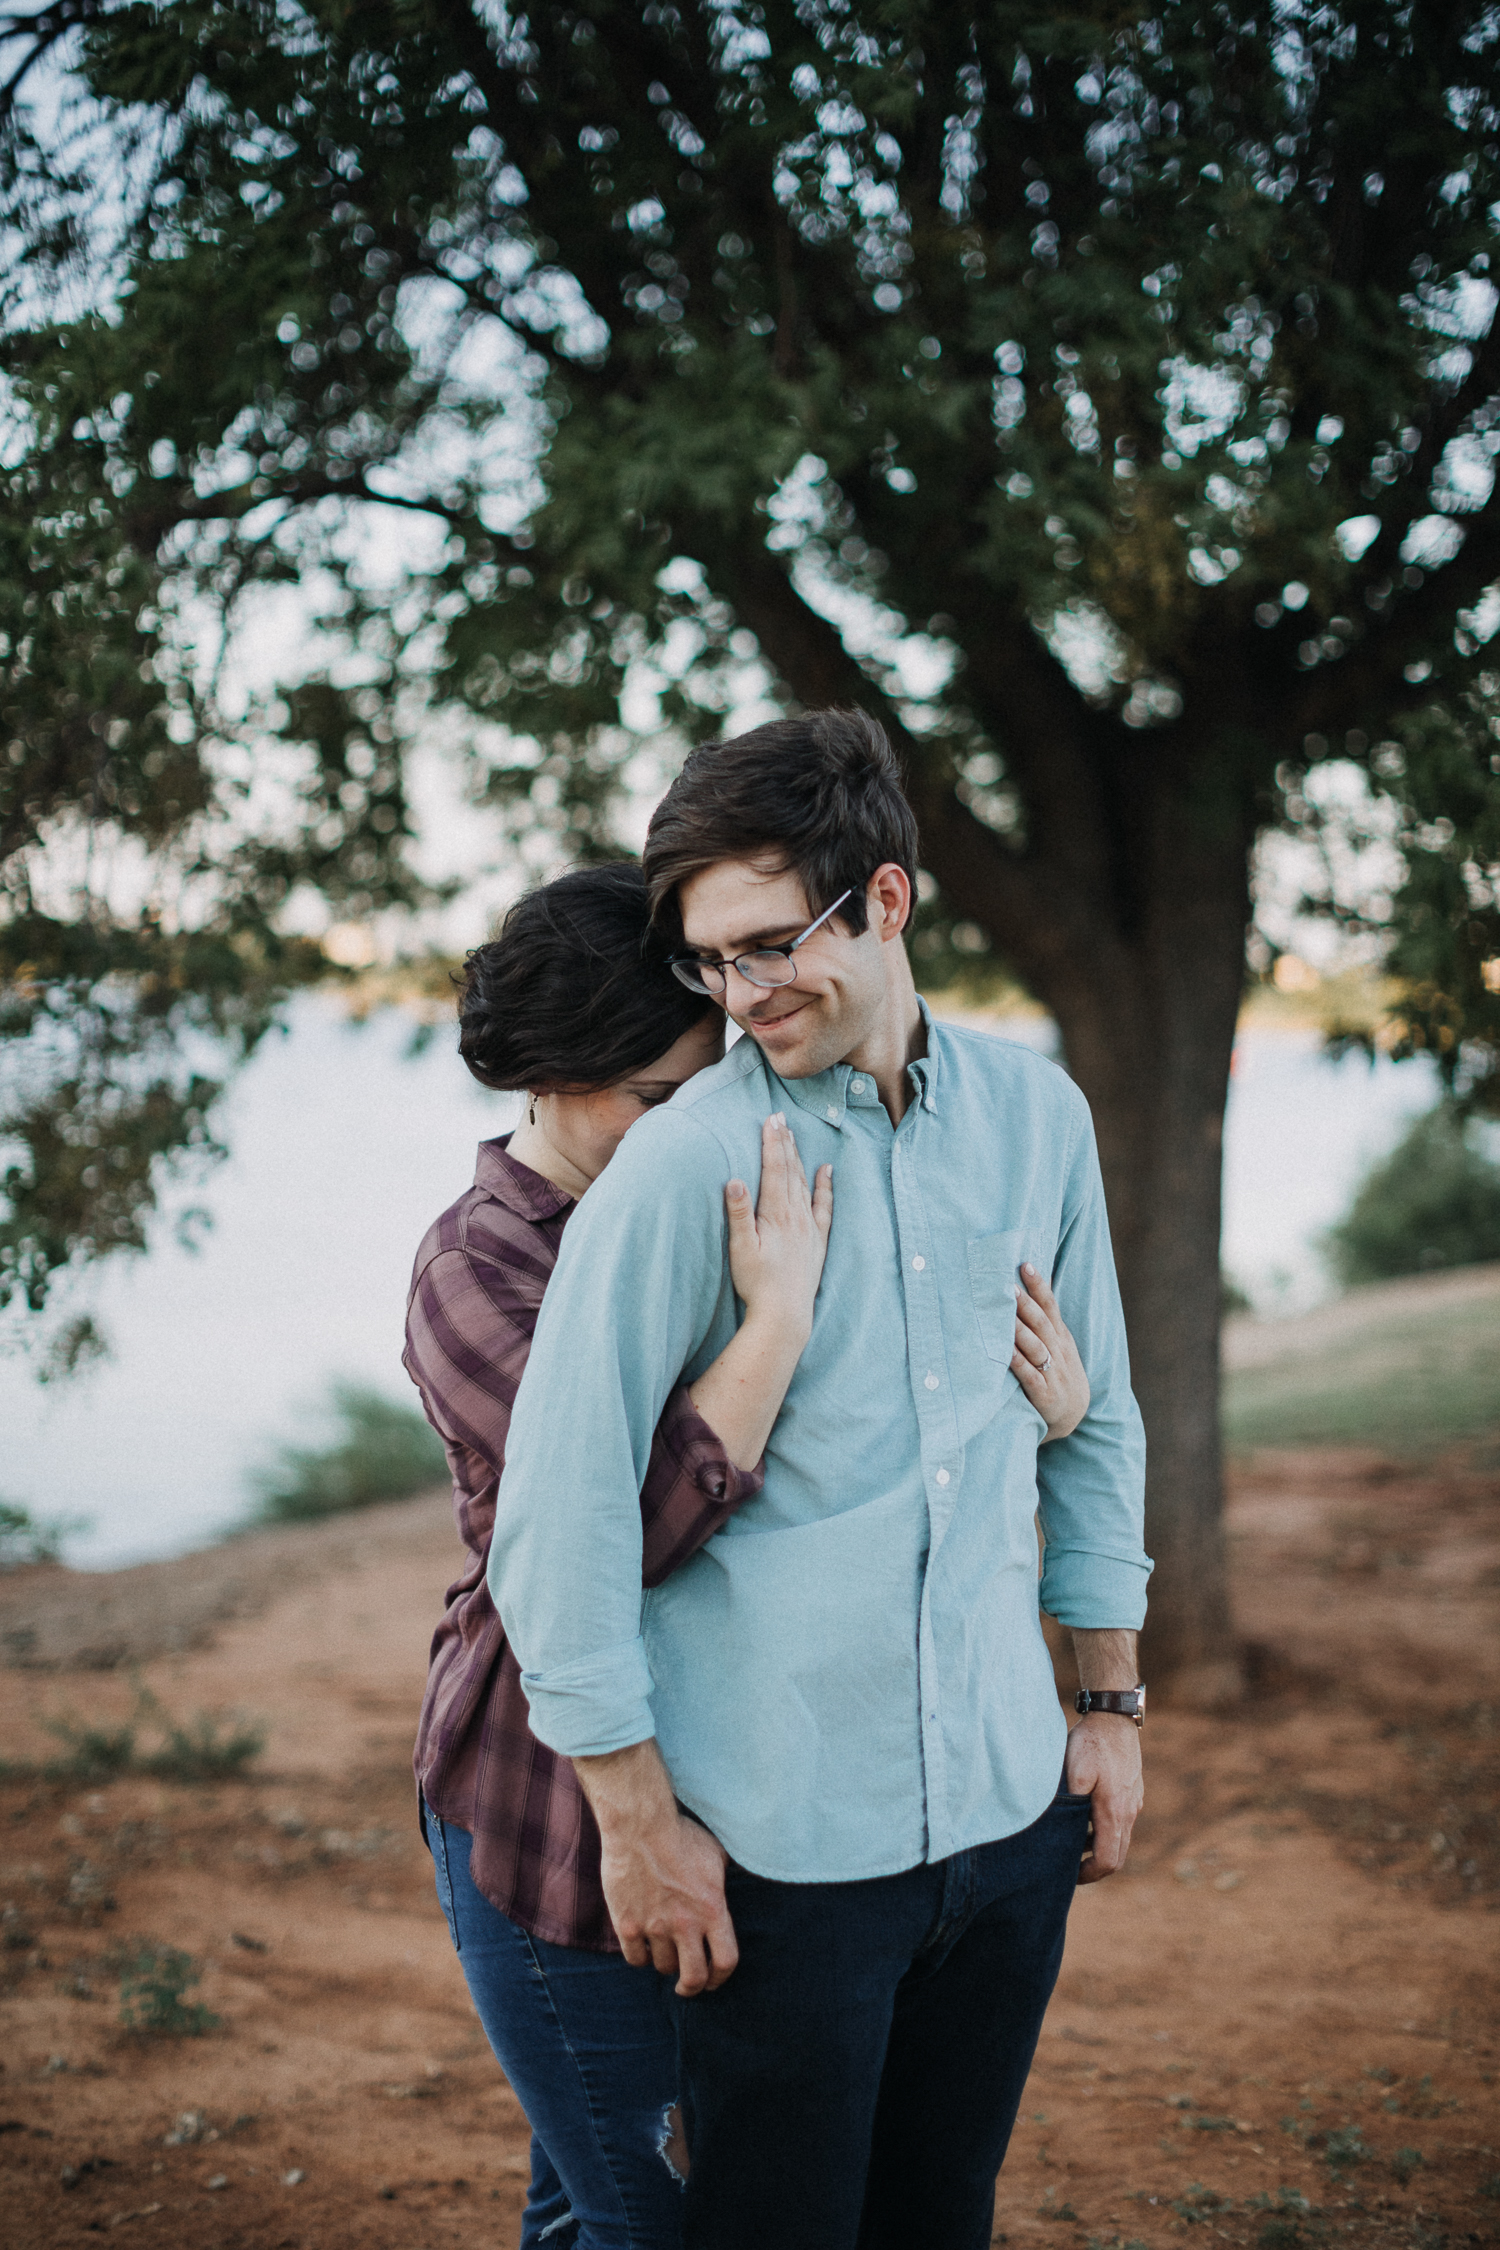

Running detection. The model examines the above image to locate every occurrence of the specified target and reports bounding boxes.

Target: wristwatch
[1074,1685,1145,1728]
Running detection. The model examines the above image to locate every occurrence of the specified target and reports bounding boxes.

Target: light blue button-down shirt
[490,1004,1150,1883]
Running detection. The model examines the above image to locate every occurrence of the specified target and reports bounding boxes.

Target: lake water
[1,997,1437,1568]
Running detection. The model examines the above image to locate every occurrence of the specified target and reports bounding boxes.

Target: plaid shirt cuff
[640,1387,766,1587]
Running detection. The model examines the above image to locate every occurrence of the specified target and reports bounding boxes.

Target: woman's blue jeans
[423,1802,684,2250]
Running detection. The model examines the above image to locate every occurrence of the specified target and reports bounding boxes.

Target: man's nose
[721,961,771,1012]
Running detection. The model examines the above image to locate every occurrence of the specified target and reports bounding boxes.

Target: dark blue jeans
[423,1803,684,2250]
[665,1788,1093,2250]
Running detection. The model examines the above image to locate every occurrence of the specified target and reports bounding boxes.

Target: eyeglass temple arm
[787,887,855,955]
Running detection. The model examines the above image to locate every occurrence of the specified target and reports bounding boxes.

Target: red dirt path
[1,1447,1496,2249]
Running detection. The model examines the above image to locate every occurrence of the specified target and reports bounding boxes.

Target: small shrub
[1324,1104,1500,1285]
[1323,2124,1371,2174]
[117,1945,218,2037]
[40,1686,263,1783]
[0,1500,73,1570]
[41,1715,138,1780]
[248,1381,448,1523]
[1250,2187,1322,2248]
[1391,2147,1425,2185]
[1173,2184,1235,2223]
[138,1708,265,1781]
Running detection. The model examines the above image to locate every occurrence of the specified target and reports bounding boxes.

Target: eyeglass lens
[670,886,854,996]
[672,951,798,995]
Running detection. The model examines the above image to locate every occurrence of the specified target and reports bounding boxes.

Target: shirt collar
[474,1136,575,1221]
[910,996,940,1114]
[770,997,940,1129]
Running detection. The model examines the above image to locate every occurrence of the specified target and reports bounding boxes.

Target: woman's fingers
[1012,1262,1091,1442]
[1014,1262,1059,1380]
[782,1120,811,1192]
[1021,1260,1060,1313]
[756,1112,818,1231]
[1014,1289,1056,1342]
[724,1175,756,1250]
[755,1113,787,1223]
[1013,1309,1055,1367]
[811,1162,834,1246]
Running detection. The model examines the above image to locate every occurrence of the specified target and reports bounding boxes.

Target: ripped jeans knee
[658,2100,690,2186]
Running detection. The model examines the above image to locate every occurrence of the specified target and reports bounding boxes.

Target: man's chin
[742,1006,834,1079]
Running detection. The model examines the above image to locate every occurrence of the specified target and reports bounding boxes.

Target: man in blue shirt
[491,709,1151,2250]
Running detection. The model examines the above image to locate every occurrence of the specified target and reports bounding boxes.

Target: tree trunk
[1038,793,1251,1700]
[916,744,1254,1697]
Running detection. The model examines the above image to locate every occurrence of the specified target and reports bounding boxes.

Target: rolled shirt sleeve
[1035,1105,1152,1628]
[490,1110,733,1758]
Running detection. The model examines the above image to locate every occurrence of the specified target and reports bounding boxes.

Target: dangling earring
[528,1094,537,1126]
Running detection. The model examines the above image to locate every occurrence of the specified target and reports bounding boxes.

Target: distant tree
[2,0,1498,1678]
[247,1379,449,1522]
[1325,1102,1500,1283]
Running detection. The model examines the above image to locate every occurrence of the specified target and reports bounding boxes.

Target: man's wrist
[573,1738,678,1836]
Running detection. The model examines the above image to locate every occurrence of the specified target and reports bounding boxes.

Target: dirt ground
[0,1449,1496,2250]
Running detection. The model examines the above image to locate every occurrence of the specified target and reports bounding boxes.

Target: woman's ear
[866,863,914,941]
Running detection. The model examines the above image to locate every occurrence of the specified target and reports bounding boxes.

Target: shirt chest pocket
[967,1230,1050,1365]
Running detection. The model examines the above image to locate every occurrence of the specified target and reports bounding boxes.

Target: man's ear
[866,863,914,940]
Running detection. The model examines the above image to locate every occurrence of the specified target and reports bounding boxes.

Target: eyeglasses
[669,888,855,997]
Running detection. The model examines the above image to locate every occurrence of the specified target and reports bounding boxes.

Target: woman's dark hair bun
[457,862,715,1093]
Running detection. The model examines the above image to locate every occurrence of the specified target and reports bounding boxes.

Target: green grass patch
[114,1944,218,2037]
[39,1686,264,1782]
[1223,1270,1500,1454]
[247,1380,448,1523]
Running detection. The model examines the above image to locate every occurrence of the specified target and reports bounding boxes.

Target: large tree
[2,0,1498,1678]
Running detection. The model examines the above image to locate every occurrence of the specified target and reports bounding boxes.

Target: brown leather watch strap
[1074,1685,1146,1727]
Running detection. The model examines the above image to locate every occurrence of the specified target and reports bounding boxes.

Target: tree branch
[0,0,99,121]
[683,526,1112,985]
[1353,300,1500,599]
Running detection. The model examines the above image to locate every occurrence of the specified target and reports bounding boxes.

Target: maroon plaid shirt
[404,1137,762,1952]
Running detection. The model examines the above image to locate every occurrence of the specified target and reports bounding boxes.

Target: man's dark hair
[458,862,716,1092]
[642,708,919,937]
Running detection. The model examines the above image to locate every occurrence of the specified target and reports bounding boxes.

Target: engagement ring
[1039,1352,1052,1372]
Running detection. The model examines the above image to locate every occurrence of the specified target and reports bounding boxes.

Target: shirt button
[935,1468,950,1487]
[924,1372,940,1390]
[911,1255,926,1271]
[851,1076,866,1095]
[825,1103,839,1120]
